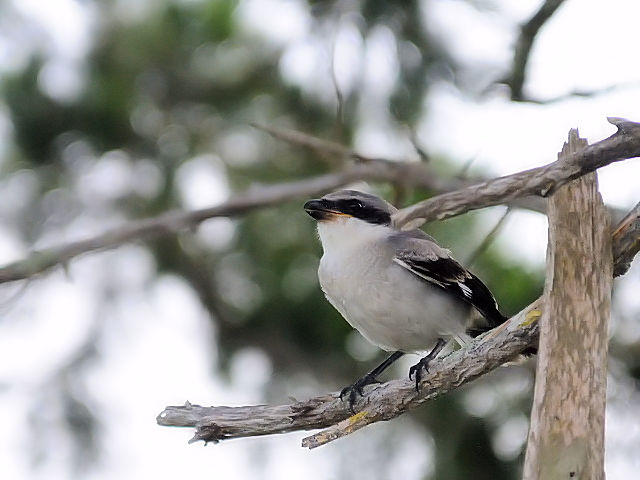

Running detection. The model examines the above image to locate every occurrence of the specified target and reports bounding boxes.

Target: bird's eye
[348,200,363,210]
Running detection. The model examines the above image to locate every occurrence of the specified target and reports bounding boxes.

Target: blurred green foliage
[0,0,544,478]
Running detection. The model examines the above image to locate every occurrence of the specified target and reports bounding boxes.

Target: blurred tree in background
[6,0,639,479]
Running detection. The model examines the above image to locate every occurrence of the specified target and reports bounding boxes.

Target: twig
[408,128,430,162]
[157,205,640,448]
[455,153,480,180]
[251,123,360,161]
[612,200,640,276]
[330,29,346,138]
[519,80,640,105]
[506,0,567,101]
[392,117,640,229]
[465,207,512,266]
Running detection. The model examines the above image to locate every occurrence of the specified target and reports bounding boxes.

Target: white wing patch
[395,256,475,301]
[393,257,445,288]
[458,282,472,298]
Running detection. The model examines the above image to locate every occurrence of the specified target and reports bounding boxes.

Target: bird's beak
[304,199,350,221]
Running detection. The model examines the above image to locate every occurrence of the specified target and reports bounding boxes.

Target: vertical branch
[523,130,612,479]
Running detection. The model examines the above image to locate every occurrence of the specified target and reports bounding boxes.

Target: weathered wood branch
[392,117,640,229]
[253,123,552,215]
[612,200,640,276]
[1,118,635,285]
[157,204,639,448]
[253,123,630,223]
[0,170,357,284]
[0,141,545,286]
[523,130,612,479]
[0,158,515,285]
[157,301,541,448]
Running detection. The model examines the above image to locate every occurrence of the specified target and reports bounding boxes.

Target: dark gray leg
[408,338,447,392]
[340,351,405,410]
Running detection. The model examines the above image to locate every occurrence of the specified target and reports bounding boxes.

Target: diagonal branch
[506,0,567,101]
[392,117,640,229]
[0,137,546,285]
[0,159,465,284]
[157,204,640,448]
[157,301,541,448]
[0,170,362,284]
[2,118,635,285]
[251,123,633,220]
[518,80,640,105]
[465,207,512,266]
[252,123,359,161]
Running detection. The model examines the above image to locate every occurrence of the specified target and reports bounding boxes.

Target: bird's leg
[409,338,447,392]
[340,351,404,411]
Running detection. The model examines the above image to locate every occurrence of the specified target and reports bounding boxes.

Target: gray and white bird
[304,190,508,405]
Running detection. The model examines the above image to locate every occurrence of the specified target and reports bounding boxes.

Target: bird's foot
[409,357,432,392]
[409,338,446,392]
[339,373,380,412]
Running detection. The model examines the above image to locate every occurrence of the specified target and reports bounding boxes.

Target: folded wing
[389,231,507,334]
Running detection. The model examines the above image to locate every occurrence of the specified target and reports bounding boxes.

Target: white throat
[316,217,392,254]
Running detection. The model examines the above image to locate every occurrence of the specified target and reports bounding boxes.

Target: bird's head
[304,190,396,227]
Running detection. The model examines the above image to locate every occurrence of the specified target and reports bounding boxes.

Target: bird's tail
[465,308,508,338]
[465,309,537,356]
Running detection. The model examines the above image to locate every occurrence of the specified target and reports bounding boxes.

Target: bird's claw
[339,374,380,412]
[409,339,446,392]
[409,357,432,392]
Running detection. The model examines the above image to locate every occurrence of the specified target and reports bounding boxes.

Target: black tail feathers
[465,310,537,356]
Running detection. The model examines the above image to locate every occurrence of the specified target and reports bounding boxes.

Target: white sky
[1,0,640,479]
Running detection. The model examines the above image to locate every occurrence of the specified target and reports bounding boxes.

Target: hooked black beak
[304,199,348,221]
[304,199,328,221]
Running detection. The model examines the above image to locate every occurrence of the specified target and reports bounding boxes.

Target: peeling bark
[523,130,612,479]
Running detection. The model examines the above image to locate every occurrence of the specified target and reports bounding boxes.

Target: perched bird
[304,190,508,406]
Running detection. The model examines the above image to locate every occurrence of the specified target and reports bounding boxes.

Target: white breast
[316,218,468,353]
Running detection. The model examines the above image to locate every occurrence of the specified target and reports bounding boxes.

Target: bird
[303,189,508,407]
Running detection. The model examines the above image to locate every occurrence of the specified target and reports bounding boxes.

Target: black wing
[393,253,507,333]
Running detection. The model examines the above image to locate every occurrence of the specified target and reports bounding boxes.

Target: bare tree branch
[251,123,628,222]
[506,0,567,101]
[251,122,376,163]
[523,130,611,479]
[251,123,548,213]
[157,203,639,448]
[612,200,640,277]
[0,131,545,285]
[329,29,346,140]
[0,170,362,284]
[392,117,640,229]
[0,155,476,284]
[519,80,640,105]
[465,207,512,266]
[2,118,635,285]
[157,300,541,448]
[408,128,431,162]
